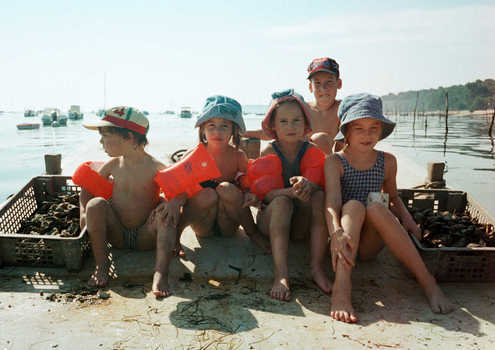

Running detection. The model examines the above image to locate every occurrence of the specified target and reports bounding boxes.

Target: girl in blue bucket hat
[175,95,270,256]
[325,93,454,323]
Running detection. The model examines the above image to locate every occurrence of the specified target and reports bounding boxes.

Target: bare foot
[424,283,455,314]
[270,277,291,301]
[152,271,172,298]
[311,266,332,294]
[330,285,358,323]
[249,231,271,254]
[88,263,110,287]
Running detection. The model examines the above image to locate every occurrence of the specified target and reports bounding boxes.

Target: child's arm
[324,155,354,271]
[242,129,271,140]
[236,150,259,207]
[383,153,421,240]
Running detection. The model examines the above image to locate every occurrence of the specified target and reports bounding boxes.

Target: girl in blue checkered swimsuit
[324,93,454,324]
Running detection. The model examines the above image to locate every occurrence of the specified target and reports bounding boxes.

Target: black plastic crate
[0,176,89,271]
[398,188,495,282]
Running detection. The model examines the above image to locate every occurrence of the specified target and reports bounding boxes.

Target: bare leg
[216,182,270,253]
[85,197,124,287]
[308,191,332,294]
[365,203,455,314]
[178,188,218,239]
[258,196,293,301]
[151,222,177,298]
[330,200,364,323]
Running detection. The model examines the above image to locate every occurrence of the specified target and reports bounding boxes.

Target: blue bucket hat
[335,93,395,141]
[195,95,246,133]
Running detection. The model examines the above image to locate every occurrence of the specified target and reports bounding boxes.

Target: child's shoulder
[260,142,276,157]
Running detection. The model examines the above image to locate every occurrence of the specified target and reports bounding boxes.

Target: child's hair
[198,122,240,149]
[105,126,148,146]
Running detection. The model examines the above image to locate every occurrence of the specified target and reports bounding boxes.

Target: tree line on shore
[381,79,495,114]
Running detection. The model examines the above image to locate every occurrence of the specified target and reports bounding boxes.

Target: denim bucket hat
[334,93,395,141]
[195,95,246,133]
[261,89,312,139]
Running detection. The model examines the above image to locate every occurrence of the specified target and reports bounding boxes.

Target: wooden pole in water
[413,91,419,130]
[489,106,495,138]
[444,92,449,135]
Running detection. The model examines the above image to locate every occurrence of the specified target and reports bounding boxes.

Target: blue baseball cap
[335,93,395,141]
[195,95,246,133]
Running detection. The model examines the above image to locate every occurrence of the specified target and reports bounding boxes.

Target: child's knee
[271,195,294,213]
[366,202,388,217]
[86,197,109,214]
[195,187,218,209]
[216,182,242,203]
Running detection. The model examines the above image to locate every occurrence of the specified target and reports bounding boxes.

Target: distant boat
[41,108,67,127]
[180,107,192,118]
[68,105,84,120]
[24,110,36,117]
[16,123,40,130]
[164,110,175,115]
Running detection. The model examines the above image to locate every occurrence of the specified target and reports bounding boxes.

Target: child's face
[98,127,127,156]
[202,117,233,146]
[309,71,341,106]
[272,102,306,142]
[346,118,382,149]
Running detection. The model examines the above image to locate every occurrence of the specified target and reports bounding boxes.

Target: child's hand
[289,176,312,201]
[403,216,422,241]
[330,228,355,272]
[242,192,259,208]
[153,199,181,227]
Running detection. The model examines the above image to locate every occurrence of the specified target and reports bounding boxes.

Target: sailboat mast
[103,72,107,110]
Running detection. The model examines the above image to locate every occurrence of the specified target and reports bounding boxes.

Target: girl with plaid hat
[256,89,330,301]
[325,94,454,323]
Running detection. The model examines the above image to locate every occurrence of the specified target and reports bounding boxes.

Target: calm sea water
[1,111,494,216]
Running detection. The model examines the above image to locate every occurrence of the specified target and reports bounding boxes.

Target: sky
[1,0,494,112]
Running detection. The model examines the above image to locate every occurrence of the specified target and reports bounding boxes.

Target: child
[242,57,342,154]
[324,94,454,323]
[81,106,183,297]
[171,95,270,254]
[257,89,330,301]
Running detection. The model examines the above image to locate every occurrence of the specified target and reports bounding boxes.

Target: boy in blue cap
[325,94,454,323]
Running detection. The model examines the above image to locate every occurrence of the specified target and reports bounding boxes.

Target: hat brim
[307,69,338,79]
[195,109,246,133]
[335,116,395,141]
[262,95,312,139]
[82,120,120,130]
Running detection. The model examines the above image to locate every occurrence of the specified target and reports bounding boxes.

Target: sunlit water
[1,111,494,216]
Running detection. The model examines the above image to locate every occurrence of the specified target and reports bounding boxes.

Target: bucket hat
[307,57,340,79]
[261,89,312,139]
[195,95,246,133]
[335,93,395,141]
[83,106,149,135]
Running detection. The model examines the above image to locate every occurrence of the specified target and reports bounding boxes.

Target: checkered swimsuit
[336,151,385,205]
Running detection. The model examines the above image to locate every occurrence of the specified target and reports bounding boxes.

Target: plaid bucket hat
[195,95,246,133]
[261,89,312,139]
[83,106,149,135]
[307,57,340,79]
[335,93,395,141]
